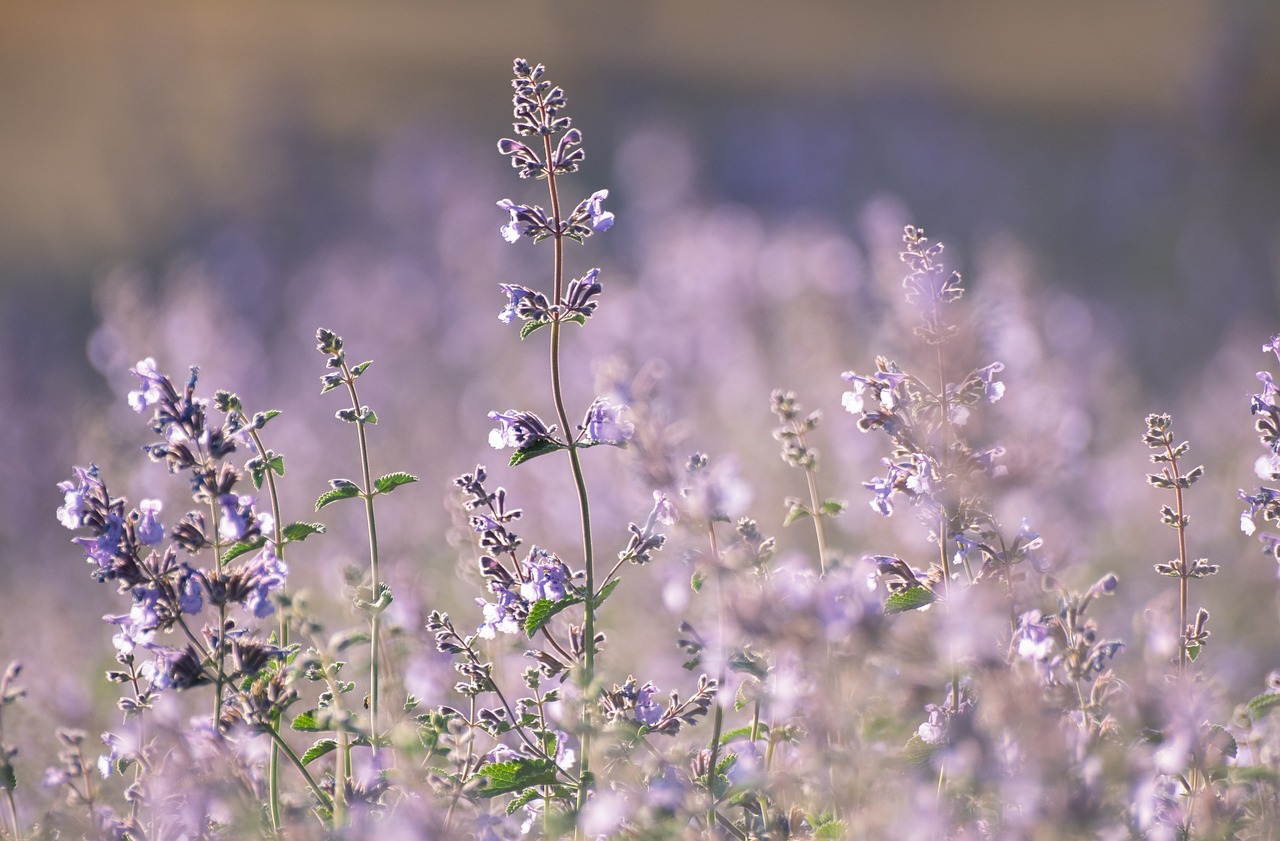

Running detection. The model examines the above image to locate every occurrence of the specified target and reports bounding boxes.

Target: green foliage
[884,586,936,614]
[509,439,565,467]
[476,758,560,798]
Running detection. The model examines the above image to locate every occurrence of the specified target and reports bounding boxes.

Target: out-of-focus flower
[581,397,633,445]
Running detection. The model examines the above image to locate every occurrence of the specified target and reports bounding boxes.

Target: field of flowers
[4,42,1280,839]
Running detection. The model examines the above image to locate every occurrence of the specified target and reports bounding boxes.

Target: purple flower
[579,189,614,232]
[497,199,536,243]
[497,284,546,324]
[488,410,556,451]
[581,397,633,445]
[74,513,125,568]
[1013,610,1055,662]
[136,499,164,546]
[127,358,165,413]
[650,491,678,527]
[241,548,287,618]
[519,547,569,603]
[177,565,203,614]
[477,585,522,639]
[218,494,257,542]
[976,362,1005,402]
[56,465,100,529]
[103,588,160,654]
[635,682,662,726]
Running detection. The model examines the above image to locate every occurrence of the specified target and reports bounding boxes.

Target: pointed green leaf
[1247,691,1280,721]
[783,503,811,526]
[282,522,326,543]
[316,482,361,510]
[302,738,338,765]
[902,733,942,767]
[476,758,559,797]
[884,586,936,615]
[520,320,549,340]
[374,472,419,495]
[268,453,285,476]
[524,595,582,638]
[509,439,565,467]
[819,499,848,517]
[566,313,587,326]
[223,536,266,564]
[718,724,768,745]
[592,578,621,607]
[506,788,541,815]
[350,361,373,378]
[1187,644,1201,662]
[291,711,322,732]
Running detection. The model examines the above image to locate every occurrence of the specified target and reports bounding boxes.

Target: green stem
[791,419,830,575]
[266,727,333,814]
[540,129,597,819]
[340,363,384,753]
[704,522,727,831]
[245,424,286,833]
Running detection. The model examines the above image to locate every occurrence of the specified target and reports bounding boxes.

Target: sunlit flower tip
[126,357,167,413]
[1242,511,1257,536]
[136,499,164,546]
[519,548,569,603]
[582,397,634,445]
[1265,335,1280,357]
[583,189,614,232]
[498,284,529,323]
[1018,519,1043,550]
[476,586,521,639]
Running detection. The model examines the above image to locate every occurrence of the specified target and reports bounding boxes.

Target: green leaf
[525,596,582,638]
[902,733,942,767]
[316,481,361,510]
[223,536,266,564]
[884,586,936,615]
[283,522,326,543]
[476,758,559,797]
[374,472,419,495]
[1247,691,1280,720]
[1187,644,1201,662]
[819,499,848,517]
[350,361,373,378]
[506,788,541,815]
[302,738,338,765]
[509,439,565,467]
[592,578,621,607]
[719,724,768,745]
[691,570,705,593]
[520,320,549,340]
[783,503,811,526]
[268,453,285,476]
[291,711,322,732]
[0,759,15,792]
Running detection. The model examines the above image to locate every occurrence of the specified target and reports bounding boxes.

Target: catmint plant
[770,390,846,575]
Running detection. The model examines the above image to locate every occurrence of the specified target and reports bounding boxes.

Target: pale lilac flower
[56,465,100,529]
[651,491,678,526]
[840,373,871,415]
[488,410,556,451]
[519,547,569,603]
[127,358,164,413]
[634,682,662,726]
[218,494,257,542]
[582,397,633,445]
[976,362,1006,402]
[241,548,287,618]
[581,189,614,232]
[136,499,164,546]
[477,586,522,639]
[497,198,534,243]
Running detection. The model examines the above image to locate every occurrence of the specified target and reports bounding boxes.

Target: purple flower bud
[488,410,556,451]
[635,682,662,726]
[582,189,614,232]
[218,494,256,542]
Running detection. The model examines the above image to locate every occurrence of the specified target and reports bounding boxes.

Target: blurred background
[3,0,1280,738]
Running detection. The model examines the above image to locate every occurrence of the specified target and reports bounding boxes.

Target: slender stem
[208,496,229,727]
[245,424,285,833]
[266,727,333,813]
[340,364,384,753]
[791,419,830,576]
[540,129,597,818]
[704,522,727,832]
